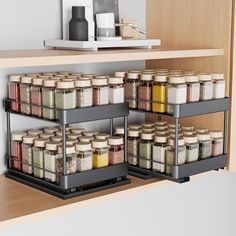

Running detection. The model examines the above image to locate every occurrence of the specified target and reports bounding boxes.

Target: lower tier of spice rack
[129,155,227,183]
[6,163,130,199]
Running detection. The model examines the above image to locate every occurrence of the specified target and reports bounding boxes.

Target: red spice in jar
[9,75,21,112]
[108,137,124,165]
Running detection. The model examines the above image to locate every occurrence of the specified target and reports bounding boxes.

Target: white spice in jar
[212,73,225,99]
[108,77,124,104]
[20,76,33,115]
[76,142,93,172]
[92,77,109,106]
[185,75,200,102]
[184,135,199,163]
[199,74,213,101]
[128,129,141,166]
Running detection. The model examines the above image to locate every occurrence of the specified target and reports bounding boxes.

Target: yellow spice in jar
[93,153,109,168]
[152,84,167,113]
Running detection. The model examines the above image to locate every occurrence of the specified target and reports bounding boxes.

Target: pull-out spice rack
[4,100,130,199]
[128,98,229,183]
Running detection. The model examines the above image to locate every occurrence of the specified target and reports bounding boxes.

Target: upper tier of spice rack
[0,48,224,68]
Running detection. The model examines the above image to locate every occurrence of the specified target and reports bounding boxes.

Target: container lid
[140,73,154,81]
[26,73,41,77]
[34,138,50,148]
[108,77,124,85]
[156,126,169,131]
[209,131,223,139]
[143,123,155,128]
[155,121,168,126]
[23,135,38,144]
[71,73,83,77]
[43,79,57,87]
[79,136,95,143]
[154,135,168,143]
[115,127,124,135]
[169,76,186,84]
[127,72,140,80]
[39,133,55,139]
[168,124,181,129]
[55,75,66,79]
[184,71,197,76]
[66,76,78,80]
[128,129,141,137]
[76,142,92,151]
[58,145,75,154]
[169,133,184,139]
[66,139,78,145]
[32,77,44,86]
[183,131,196,136]
[198,73,212,81]
[59,126,72,132]
[196,128,209,134]
[28,129,43,136]
[92,78,108,86]
[56,81,75,89]
[95,133,110,140]
[39,76,51,80]
[51,136,62,142]
[67,133,81,139]
[184,135,198,144]
[55,131,70,137]
[45,141,60,151]
[142,128,156,133]
[156,131,169,136]
[197,134,211,141]
[185,75,199,83]
[182,126,195,132]
[129,124,142,130]
[71,127,85,134]
[51,77,62,81]
[57,71,71,76]
[115,72,127,78]
[211,73,224,81]
[169,69,182,73]
[11,132,27,141]
[82,74,95,79]
[154,75,168,82]
[169,128,182,134]
[140,132,155,140]
[9,74,23,82]
[83,131,98,137]
[92,139,108,148]
[43,127,59,134]
[42,72,56,76]
[75,79,91,88]
[21,76,33,84]
[156,69,169,73]
[108,137,123,145]
[168,138,185,146]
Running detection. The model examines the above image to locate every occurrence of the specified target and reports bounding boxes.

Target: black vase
[69,6,88,41]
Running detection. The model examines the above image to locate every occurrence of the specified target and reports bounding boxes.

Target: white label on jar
[168,84,187,104]
[152,146,166,173]
[200,81,213,100]
[109,87,124,104]
[213,81,225,99]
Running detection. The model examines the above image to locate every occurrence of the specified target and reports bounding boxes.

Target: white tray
[44,39,161,51]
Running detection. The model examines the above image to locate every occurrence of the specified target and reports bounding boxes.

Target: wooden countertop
[0,175,161,222]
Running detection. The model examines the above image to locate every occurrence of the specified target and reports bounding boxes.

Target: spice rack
[128,98,229,182]
[4,100,130,199]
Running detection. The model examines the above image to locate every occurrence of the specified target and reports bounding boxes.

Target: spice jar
[138,74,153,111]
[152,74,168,113]
[152,135,168,173]
[185,75,200,103]
[95,133,110,140]
[212,73,225,99]
[197,133,212,159]
[139,132,155,169]
[209,131,224,157]
[124,72,140,109]
[75,79,93,108]
[184,135,199,163]
[42,79,56,120]
[166,138,186,175]
[92,78,109,106]
[128,129,141,166]
[44,141,60,182]
[11,132,27,171]
[55,81,76,110]
[22,135,38,174]
[167,76,187,114]
[108,77,125,104]
[43,127,59,134]
[199,74,213,101]
[20,76,33,115]
[28,129,43,136]
[115,72,127,78]
[31,77,44,117]
[108,137,124,165]
[79,136,95,143]
[92,140,109,169]
[76,142,93,172]
[9,74,22,112]
[115,127,125,137]
[33,138,50,178]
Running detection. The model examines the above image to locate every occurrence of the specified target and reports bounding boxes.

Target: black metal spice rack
[128,98,229,183]
[4,100,130,199]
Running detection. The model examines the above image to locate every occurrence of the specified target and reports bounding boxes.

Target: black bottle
[69,6,88,41]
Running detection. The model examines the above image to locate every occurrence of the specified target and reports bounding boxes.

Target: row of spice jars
[115,69,225,114]
[8,73,125,120]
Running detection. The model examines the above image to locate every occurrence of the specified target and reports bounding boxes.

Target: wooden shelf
[0,48,224,68]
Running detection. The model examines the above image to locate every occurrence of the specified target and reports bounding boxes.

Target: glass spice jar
[92,140,109,169]
[115,127,125,138]
[212,73,225,99]
[108,137,124,165]
[124,72,140,109]
[138,74,153,111]
[108,77,125,104]
[209,131,224,157]
[95,133,110,141]
[8,74,22,112]
[152,74,168,113]
[167,76,187,114]
[115,71,127,78]
[184,135,199,163]
[197,133,212,159]
[31,77,44,117]
[33,138,50,178]
[199,74,213,101]
[42,79,57,120]
[79,136,95,143]
[128,129,141,166]
[92,78,109,106]
[76,142,93,172]
[139,132,155,169]
[20,76,33,115]
[152,135,168,173]
[22,135,38,174]
[166,138,186,176]
[75,79,93,108]
[11,132,27,171]
[185,75,200,103]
